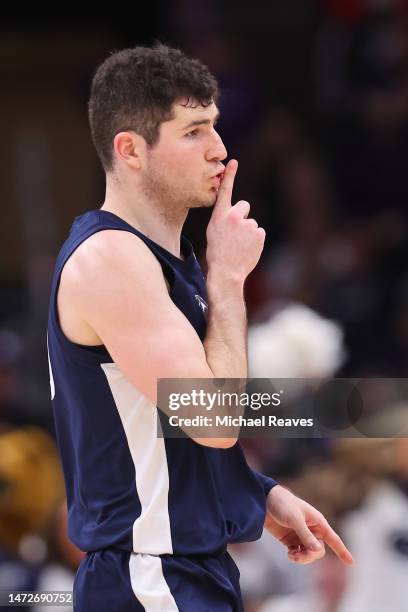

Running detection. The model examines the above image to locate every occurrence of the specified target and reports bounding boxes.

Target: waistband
[159,546,228,560]
[87,545,228,559]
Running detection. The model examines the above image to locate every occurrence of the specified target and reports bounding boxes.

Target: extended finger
[322,523,354,565]
[214,159,238,212]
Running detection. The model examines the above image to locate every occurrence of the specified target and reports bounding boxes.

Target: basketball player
[47,44,353,611]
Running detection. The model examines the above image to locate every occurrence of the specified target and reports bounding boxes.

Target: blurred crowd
[1,1,408,610]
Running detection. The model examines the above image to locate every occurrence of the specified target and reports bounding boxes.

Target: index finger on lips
[214,159,238,212]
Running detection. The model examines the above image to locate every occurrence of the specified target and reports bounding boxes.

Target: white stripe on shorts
[129,553,178,611]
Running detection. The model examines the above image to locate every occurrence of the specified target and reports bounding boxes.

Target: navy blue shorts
[74,548,244,611]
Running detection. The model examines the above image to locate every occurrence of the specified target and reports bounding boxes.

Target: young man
[47,44,353,611]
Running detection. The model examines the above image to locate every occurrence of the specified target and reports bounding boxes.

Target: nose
[205,129,227,162]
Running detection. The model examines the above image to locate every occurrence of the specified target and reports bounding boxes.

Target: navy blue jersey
[47,209,277,555]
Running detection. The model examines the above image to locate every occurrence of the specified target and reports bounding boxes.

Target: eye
[185,129,199,138]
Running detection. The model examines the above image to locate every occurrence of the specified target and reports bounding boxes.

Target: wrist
[206,270,245,295]
[266,484,291,507]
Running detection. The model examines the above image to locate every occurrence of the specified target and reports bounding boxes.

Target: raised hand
[206,160,266,285]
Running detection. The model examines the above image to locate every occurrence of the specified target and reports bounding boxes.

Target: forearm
[203,274,248,379]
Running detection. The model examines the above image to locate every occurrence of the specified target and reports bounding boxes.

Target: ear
[113,131,146,170]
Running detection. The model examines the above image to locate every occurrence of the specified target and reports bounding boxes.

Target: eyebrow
[180,111,220,131]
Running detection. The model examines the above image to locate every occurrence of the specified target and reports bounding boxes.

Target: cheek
[167,155,201,182]
[152,149,188,177]
[148,145,204,190]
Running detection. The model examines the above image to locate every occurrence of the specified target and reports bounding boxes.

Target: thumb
[292,515,322,551]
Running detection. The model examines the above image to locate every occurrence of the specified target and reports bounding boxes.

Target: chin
[203,196,217,208]
[188,192,217,209]
[204,189,218,207]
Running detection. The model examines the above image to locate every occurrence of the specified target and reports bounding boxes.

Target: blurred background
[1,1,408,610]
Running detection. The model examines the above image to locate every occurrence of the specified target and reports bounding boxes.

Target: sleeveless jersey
[47,209,277,555]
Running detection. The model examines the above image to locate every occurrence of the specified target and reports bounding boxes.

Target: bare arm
[204,276,247,379]
[60,161,264,448]
[204,159,265,379]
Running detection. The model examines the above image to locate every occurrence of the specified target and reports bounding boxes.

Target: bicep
[94,294,211,404]
[76,232,212,404]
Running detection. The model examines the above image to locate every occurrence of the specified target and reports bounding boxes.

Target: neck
[101,174,188,259]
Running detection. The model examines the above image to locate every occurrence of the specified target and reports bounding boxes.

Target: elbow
[193,437,238,449]
[217,437,238,449]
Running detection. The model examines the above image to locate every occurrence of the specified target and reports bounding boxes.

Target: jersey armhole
[50,226,176,356]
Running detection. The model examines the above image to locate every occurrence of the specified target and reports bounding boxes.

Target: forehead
[170,99,219,125]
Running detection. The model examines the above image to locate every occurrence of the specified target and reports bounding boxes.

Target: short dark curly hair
[88,43,219,172]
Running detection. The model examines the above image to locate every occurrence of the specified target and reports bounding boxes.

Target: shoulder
[62,229,164,289]
[59,229,170,321]
[57,228,172,347]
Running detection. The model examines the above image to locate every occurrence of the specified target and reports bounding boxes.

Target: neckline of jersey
[89,209,195,266]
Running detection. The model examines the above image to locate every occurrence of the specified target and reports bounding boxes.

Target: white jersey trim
[47,333,56,400]
[101,363,173,555]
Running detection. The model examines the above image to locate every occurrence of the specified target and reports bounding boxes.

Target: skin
[58,98,354,566]
[265,485,354,566]
[101,100,228,257]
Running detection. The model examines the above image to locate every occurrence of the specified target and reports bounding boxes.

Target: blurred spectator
[257,548,348,612]
[0,428,82,611]
[324,9,408,217]
[258,148,371,311]
[0,427,64,553]
[33,502,84,612]
[338,437,408,611]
